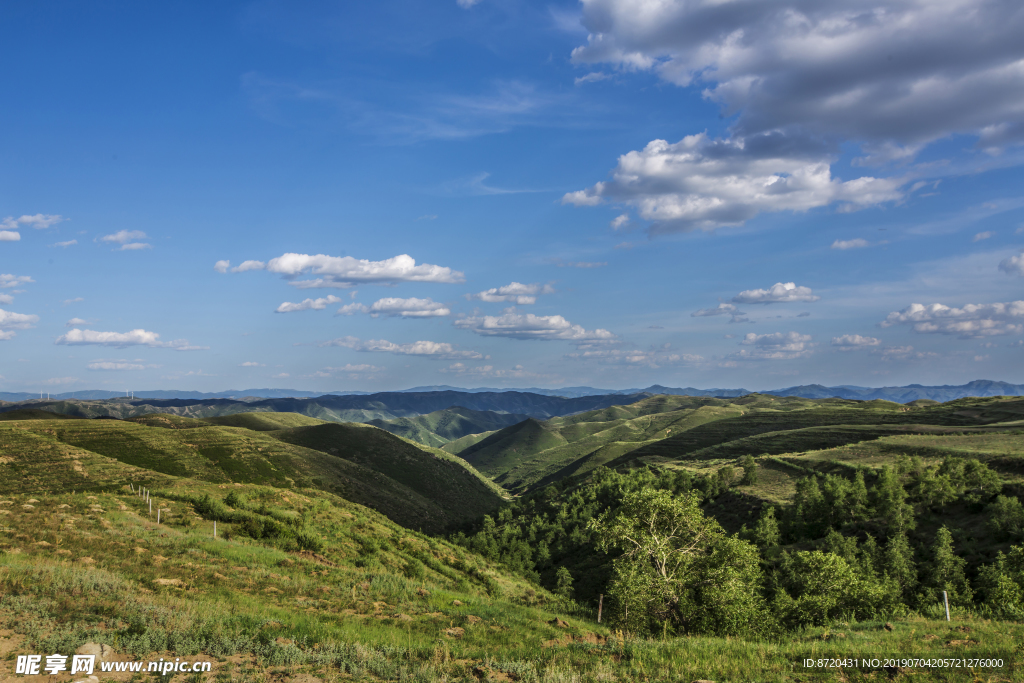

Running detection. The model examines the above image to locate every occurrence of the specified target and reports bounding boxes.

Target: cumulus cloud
[0,231,20,242]
[728,331,813,360]
[335,297,451,317]
[0,274,33,289]
[470,282,555,305]
[214,260,231,273]
[571,0,1024,150]
[455,308,615,343]
[999,251,1024,276]
[275,295,344,313]
[831,334,882,350]
[66,318,91,327]
[973,231,995,242]
[2,214,64,230]
[691,303,738,317]
[55,328,207,350]
[562,133,903,233]
[831,238,870,250]
[732,282,819,304]
[322,336,487,360]
[880,301,1024,338]
[226,252,463,288]
[0,294,12,305]
[0,308,40,340]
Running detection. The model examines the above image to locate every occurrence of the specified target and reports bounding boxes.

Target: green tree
[977,545,1024,619]
[555,566,574,600]
[588,489,767,637]
[873,466,915,533]
[739,455,758,485]
[883,530,918,604]
[987,495,1024,540]
[751,505,780,551]
[919,526,973,607]
[775,551,902,627]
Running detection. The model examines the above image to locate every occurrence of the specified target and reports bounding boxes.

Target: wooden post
[148,499,152,515]
[597,594,603,623]
[214,520,217,538]
[157,509,160,524]
[944,591,950,621]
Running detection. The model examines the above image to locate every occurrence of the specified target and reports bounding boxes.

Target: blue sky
[2,0,1023,393]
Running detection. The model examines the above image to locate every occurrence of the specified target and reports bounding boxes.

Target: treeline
[450,457,1024,636]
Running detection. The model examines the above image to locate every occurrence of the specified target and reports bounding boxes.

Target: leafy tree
[589,489,766,637]
[883,530,918,603]
[977,545,1024,619]
[751,505,780,551]
[919,526,973,607]
[739,455,758,485]
[775,551,901,627]
[555,566,574,600]
[873,466,915,533]
[987,495,1024,540]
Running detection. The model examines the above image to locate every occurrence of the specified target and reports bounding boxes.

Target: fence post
[214,520,217,538]
[943,591,950,621]
[157,509,160,524]
[598,594,603,624]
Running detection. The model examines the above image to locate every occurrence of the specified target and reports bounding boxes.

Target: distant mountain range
[2,379,1023,405]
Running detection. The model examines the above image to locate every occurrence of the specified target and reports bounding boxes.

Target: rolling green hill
[367,406,531,448]
[0,415,502,533]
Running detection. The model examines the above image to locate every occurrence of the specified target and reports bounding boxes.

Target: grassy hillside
[0,416,502,534]
[202,412,330,431]
[367,406,530,448]
[454,395,1024,494]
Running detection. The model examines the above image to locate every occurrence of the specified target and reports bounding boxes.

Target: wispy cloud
[321,335,487,360]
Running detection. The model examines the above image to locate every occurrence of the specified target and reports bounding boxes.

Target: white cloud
[87,361,147,371]
[0,274,33,289]
[0,231,20,242]
[610,213,630,229]
[831,334,882,350]
[455,308,615,343]
[214,260,231,273]
[239,361,266,367]
[880,301,1024,338]
[228,252,464,288]
[728,332,813,360]
[691,303,738,317]
[308,364,384,378]
[275,295,344,313]
[562,133,903,234]
[232,260,266,273]
[470,282,554,305]
[335,297,451,317]
[0,308,40,340]
[831,238,870,250]
[575,72,611,86]
[100,230,147,244]
[63,297,84,306]
[732,282,819,304]
[55,328,207,350]
[999,251,1024,276]
[456,0,481,8]
[439,363,548,379]
[568,345,702,368]
[973,231,995,242]
[571,0,1024,150]
[66,318,91,327]
[272,373,290,379]
[0,294,12,305]
[52,240,77,247]
[2,214,64,230]
[876,345,938,361]
[118,242,152,251]
[322,336,487,360]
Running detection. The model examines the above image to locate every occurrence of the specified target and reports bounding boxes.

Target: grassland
[0,414,502,534]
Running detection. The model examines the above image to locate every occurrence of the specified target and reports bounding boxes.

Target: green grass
[368,407,530,449]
